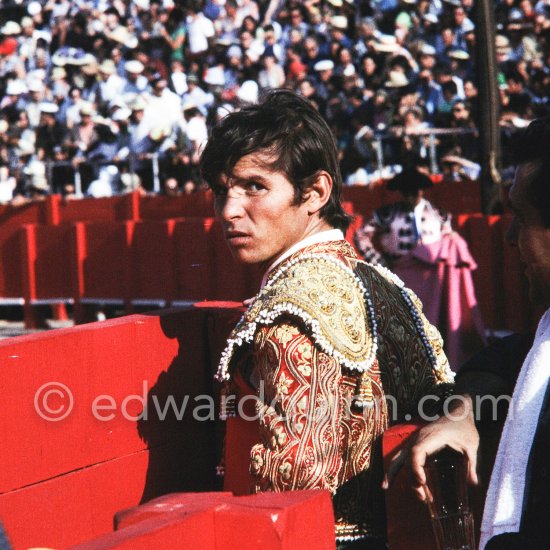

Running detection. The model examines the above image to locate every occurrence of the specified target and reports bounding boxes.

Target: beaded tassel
[354,371,374,409]
[219,384,236,420]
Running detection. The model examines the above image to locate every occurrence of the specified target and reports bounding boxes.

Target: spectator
[96,59,125,109]
[159,6,186,66]
[281,4,309,48]
[216,0,241,43]
[122,60,148,96]
[416,65,443,122]
[142,76,183,135]
[262,24,284,63]
[0,164,16,203]
[258,52,285,91]
[182,73,213,116]
[35,101,64,160]
[186,1,215,61]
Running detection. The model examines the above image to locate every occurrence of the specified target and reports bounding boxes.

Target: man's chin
[229,247,261,265]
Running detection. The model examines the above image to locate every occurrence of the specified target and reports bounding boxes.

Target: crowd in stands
[0,0,548,202]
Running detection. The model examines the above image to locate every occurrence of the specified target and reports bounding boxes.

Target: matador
[200,90,454,548]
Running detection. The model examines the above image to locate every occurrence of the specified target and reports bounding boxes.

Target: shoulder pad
[215,254,377,381]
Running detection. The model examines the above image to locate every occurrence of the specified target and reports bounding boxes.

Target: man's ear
[304,171,333,215]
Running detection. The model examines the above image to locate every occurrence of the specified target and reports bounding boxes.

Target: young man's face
[213,152,312,267]
[507,161,550,307]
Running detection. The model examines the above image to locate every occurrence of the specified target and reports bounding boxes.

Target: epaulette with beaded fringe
[215,254,378,385]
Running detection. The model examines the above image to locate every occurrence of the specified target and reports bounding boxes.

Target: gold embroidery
[216,255,377,382]
[274,324,299,348]
[275,371,293,396]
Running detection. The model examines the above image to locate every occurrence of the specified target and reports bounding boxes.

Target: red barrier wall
[0,305,242,549]
[0,200,45,299]
[57,194,139,224]
[76,221,133,302]
[173,218,216,300]
[342,179,482,219]
[0,304,503,550]
[68,491,336,550]
[455,214,540,333]
[0,181,482,233]
[13,214,538,333]
[140,192,215,220]
[21,223,73,301]
[130,220,177,304]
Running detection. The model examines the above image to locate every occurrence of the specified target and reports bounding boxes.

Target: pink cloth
[393,231,487,370]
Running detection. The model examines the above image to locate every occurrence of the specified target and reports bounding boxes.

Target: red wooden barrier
[140,192,215,220]
[343,184,386,220]
[343,179,482,220]
[455,215,504,331]
[20,223,73,327]
[0,188,538,334]
[129,219,177,307]
[383,423,434,550]
[426,179,481,215]
[11,214,537,333]
[68,491,335,550]
[0,303,507,549]
[74,220,134,303]
[0,305,242,549]
[114,491,233,529]
[0,181,480,235]
[0,201,45,301]
[21,224,73,302]
[173,218,216,301]
[383,422,487,550]
[455,214,538,333]
[499,217,542,331]
[58,194,140,224]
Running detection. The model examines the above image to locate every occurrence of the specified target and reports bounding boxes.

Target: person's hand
[382,396,479,501]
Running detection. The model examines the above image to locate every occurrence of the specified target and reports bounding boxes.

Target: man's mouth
[225,231,250,245]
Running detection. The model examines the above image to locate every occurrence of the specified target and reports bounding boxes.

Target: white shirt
[142,89,184,132]
[187,13,215,54]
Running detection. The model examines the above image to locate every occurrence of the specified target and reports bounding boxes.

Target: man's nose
[505,217,518,246]
[218,190,245,221]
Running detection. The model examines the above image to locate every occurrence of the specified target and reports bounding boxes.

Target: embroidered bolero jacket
[216,240,454,542]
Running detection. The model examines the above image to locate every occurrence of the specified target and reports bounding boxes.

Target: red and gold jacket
[216,239,454,543]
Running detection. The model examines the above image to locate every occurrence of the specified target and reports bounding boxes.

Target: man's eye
[247,182,265,192]
[213,186,228,197]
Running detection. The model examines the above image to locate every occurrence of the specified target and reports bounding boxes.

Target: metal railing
[31,127,484,196]
[44,152,167,197]
[360,126,479,176]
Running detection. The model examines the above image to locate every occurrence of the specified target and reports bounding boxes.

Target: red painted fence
[0,305,240,549]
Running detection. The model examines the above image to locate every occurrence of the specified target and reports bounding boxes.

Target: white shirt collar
[261,228,345,288]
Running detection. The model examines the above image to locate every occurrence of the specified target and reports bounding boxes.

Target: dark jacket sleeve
[457,332,534,391]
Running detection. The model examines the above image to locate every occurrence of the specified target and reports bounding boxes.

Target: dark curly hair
[199,89,352,232]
